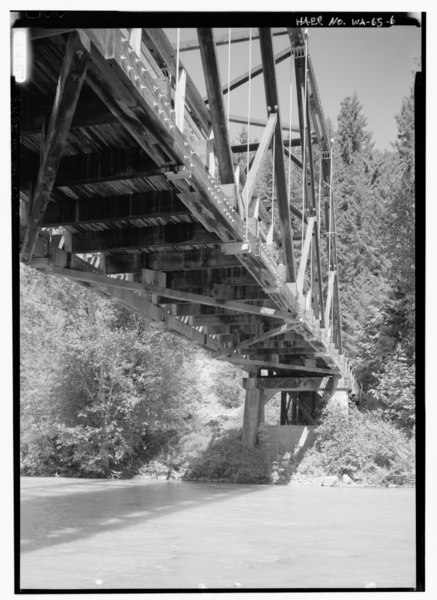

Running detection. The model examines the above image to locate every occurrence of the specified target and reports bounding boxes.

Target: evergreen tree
[336,92,373,165]
[351,82,416,421]
[333,92,386,358]
[378,86,416,350]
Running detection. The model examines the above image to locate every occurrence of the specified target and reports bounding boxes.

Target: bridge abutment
[241,374,351,447]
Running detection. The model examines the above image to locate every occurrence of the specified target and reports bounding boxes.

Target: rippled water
[20,477,416,590]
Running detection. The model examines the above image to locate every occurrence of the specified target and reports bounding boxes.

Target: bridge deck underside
[17,27,360,394]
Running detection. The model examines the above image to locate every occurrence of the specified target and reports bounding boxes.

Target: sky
[165,25,421,150]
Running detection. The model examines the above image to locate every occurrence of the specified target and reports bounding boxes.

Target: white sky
[165,25,421,150]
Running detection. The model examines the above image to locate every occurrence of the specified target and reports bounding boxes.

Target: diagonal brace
[242,113,277,210]
[20,31,90,263]
[259,28,296,283]
[197,28,235,185]
[49,267,299,322]
[296,216,316,294]
[235,322,297,351]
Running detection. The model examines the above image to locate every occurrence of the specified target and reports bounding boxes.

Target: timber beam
[105,248,241,274]
[42,190,190,228]
[204,46,292,101]
[259,28,296,283]
[283,144,303,169]
[47,266,298,322]
[231,136,313,154]
[20,31,90,263]
[53,276,223,354]
[166,268,258,289]
[304,100,325,325]
[242,113,277,208]
[243,376,324,391]
[69,223,220,254]
[197,28,235,185]
[287,29,331,154]
[246,353,324,364]
[229,113,299,134]
[220,355,338,375]
[204,324,263,335]
[169,303,274,317]
[235,322,297,350]
[19,86,118,136]
[188,314,274,327]
[21,147,173,190]
[290,29,326,327]
[156,285,269,302]
[245,347,324,356]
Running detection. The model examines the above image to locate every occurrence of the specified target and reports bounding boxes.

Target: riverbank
[132,417,415,488]
[135,468,414,488]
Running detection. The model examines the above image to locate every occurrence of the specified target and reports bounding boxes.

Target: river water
[20,476,416,590]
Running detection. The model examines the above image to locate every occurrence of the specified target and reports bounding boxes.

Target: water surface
[20,477,416,590]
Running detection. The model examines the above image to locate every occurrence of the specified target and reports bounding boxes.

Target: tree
[333,92,387,359]
[336,92,373,165]
[20,265,204,477]
[331,80,416,416]
[377,86,416,353]
[369,344,415,433]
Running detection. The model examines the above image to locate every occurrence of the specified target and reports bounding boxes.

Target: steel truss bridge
[16,25,363,445]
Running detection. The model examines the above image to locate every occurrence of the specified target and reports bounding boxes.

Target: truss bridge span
[17,25,363,444]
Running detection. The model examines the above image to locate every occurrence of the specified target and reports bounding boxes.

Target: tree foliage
[332,84,415,416]
[20,266,204,477]
[298,404,415,486]
[336,92,373,165]
[369,345,416,433]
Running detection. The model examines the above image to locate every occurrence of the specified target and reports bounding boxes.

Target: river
[20,476,416,590]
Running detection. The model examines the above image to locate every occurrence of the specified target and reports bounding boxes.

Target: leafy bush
[298,403,415,486]
[20,266,203,478]
[209,363,244,408]
[369,344,415,433]
[186,429,271,483]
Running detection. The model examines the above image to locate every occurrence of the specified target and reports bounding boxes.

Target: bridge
[16,26,362,447]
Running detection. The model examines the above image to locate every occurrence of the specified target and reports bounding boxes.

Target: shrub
[298,403,415,486]
[186,429,271,483]
[209,364,245,408]
[20,265,204,478]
